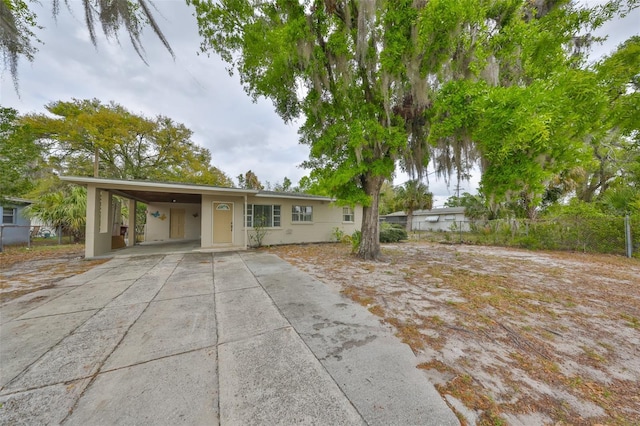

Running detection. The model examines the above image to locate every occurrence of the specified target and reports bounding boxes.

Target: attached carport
[61,176,258,258]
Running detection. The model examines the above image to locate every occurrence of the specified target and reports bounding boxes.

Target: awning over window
[425,216,439,222]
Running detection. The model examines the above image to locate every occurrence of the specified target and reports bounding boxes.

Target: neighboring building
[61,176,362,258]
[0,198,32,245]
[382,207,468,232]
[379,211,407,228]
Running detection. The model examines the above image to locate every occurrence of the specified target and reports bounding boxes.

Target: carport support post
[244,194,248,250]
[85,185,100,258]
[127,198,136,247]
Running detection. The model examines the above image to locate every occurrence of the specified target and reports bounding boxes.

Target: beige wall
[86,185,114,257]
[141,195,362,248]
[201,194,247,247]
[145,202,202,242]
[244,196,362,246]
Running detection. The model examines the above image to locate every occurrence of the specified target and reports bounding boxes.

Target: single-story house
[0,197,32,246]
[381,207,468,232]
[379,210,407,227]
[61,176,362,258]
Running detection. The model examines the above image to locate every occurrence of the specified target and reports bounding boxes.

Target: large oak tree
[24,98,233,186]
[189,0,630,259]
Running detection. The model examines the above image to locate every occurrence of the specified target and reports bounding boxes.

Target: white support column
[244,195,248,250]
[127,198,136,247]
[85,184,100,258]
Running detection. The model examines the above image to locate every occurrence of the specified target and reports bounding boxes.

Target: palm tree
[1,0,174,91]
[395,180,433,232]
[26,185,87,243]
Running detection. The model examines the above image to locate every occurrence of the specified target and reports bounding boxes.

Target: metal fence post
[625,215,633,258]
[0,225,3,253]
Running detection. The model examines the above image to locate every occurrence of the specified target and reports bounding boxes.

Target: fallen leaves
[269,241,640,425]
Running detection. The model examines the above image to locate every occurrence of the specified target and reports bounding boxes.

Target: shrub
[379,222,408,243]
[332,227,345,242]
[351,230,361,253]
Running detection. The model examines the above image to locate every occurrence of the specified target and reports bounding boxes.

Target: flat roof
[61,176,335,203]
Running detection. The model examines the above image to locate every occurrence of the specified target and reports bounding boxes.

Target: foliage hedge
[380,222,408,243]
[464,214,639,256]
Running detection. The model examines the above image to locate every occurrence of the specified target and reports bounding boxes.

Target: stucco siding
[145,202,202,242]
[245,196,361,246]
[156,195,362,247]
[201,194,248,247]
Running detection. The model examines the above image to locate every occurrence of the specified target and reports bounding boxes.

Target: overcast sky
[1,1,638,206]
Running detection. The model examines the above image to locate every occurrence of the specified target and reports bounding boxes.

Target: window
[292,205,313,222]
[342,207,354,222]
[246,204,280,227]
[444,215,456,221]
[2,208,16,224]
[425,216,439,222]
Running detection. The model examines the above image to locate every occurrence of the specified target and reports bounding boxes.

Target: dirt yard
[0,245,107,302]
[269,242,640,426]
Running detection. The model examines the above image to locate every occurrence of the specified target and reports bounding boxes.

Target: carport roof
[61,176,258,204]
[60,176,335,204]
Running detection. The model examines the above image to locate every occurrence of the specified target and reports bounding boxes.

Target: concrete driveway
[0,251,458,425]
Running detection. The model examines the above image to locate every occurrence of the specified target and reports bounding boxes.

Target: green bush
[351,230,361,253]
[332,227,345,242]
[379,222,408,243]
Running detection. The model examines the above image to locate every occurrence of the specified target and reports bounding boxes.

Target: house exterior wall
[244,196,362,246]
[0,204,31,245]
[147,195,362,247]
[412,209,468,232]
[145,202,202,242]
[201,194,249,247]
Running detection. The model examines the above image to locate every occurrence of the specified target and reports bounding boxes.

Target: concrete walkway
[0,251,458,425]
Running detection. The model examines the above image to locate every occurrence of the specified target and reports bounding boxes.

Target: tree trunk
[406,211,413,233]
[358,174,384,260]
[94,146,99,177]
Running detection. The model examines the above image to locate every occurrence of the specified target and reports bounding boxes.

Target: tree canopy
[237,170,264,189]
[395,180,433,231]
[0,106,41,201]
[24,99,232,186]
[190,0,633,259]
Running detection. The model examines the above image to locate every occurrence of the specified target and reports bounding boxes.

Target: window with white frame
[246,204,281,227]
[292,205,313,222]
[342,206,354,222]
[2,208,16,224]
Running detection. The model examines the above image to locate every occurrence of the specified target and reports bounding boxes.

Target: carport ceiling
[112,189,202,204]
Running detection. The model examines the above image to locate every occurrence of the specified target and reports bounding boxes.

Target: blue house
[1,198,32,246]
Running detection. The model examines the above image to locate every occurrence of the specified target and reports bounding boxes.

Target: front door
[170,208,185,239]
[213,202,233,244]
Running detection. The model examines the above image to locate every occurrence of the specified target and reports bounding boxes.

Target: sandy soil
[269,242,640,426]
[0,245,107,302]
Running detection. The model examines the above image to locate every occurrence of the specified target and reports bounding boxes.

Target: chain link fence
[0,225,72,252]
[411,215,639,257]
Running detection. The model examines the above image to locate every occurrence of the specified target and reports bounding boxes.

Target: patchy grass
[1,244,108,302]
[269,242,640,425]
